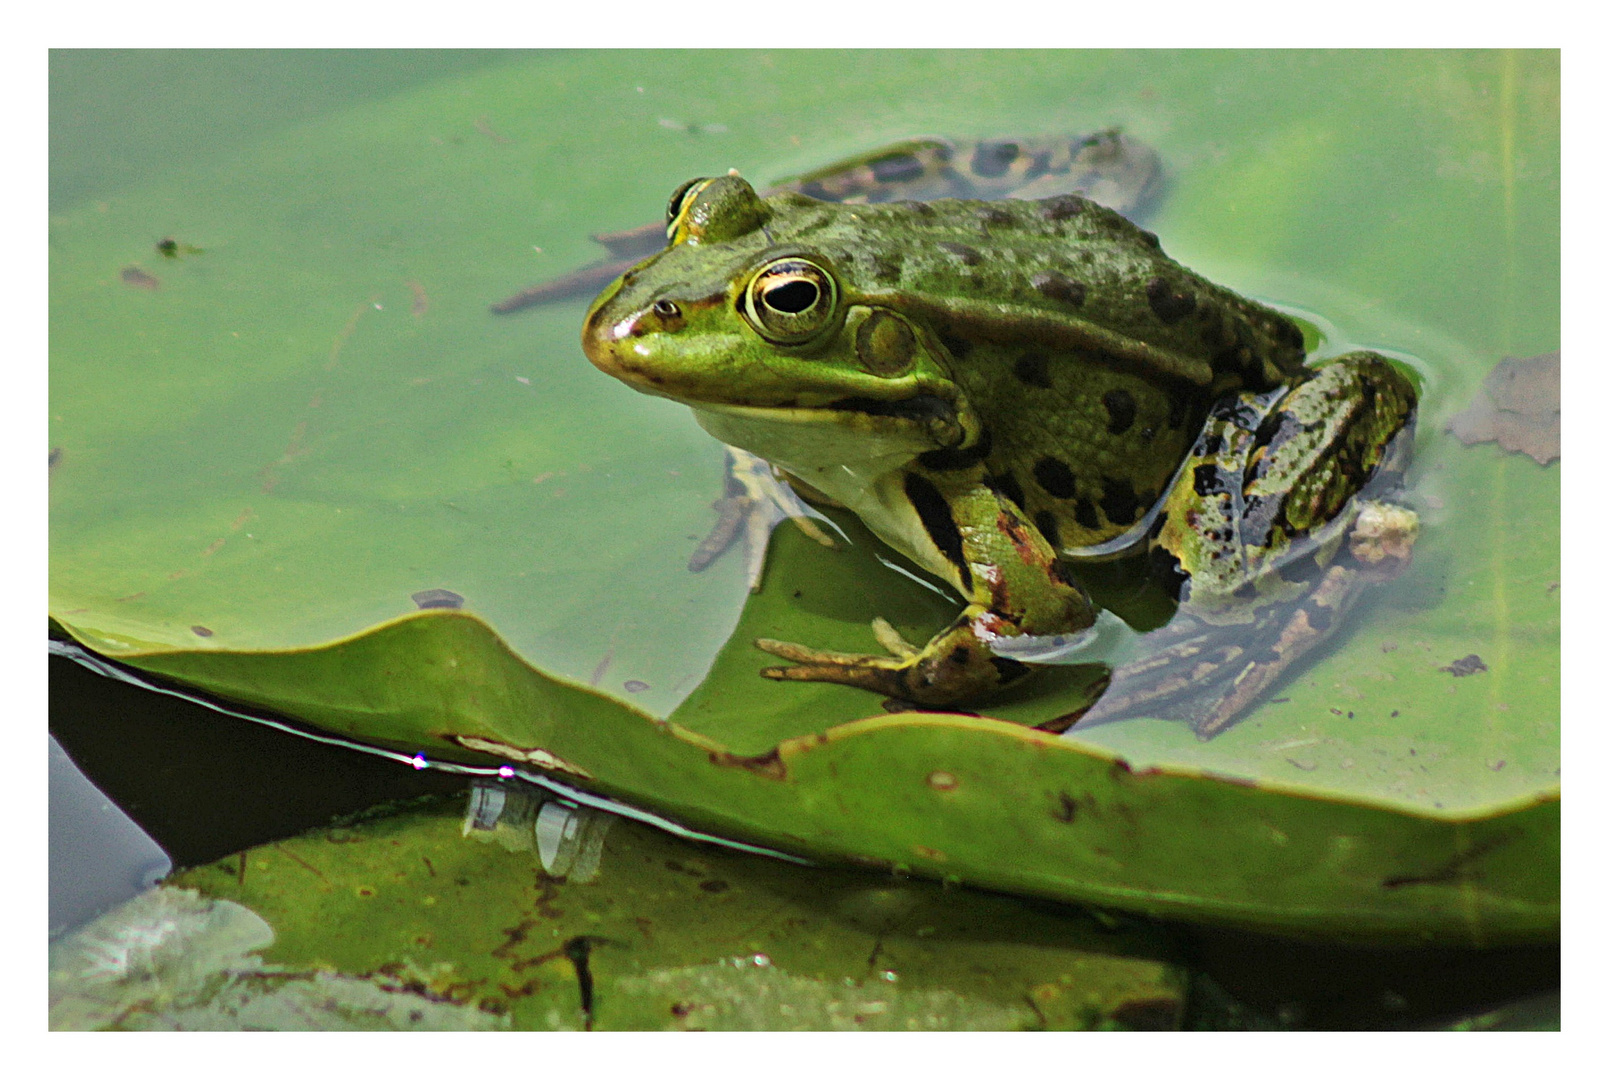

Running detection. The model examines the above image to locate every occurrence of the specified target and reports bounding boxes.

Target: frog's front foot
[756,616,1032,706]
[689,447,838,590]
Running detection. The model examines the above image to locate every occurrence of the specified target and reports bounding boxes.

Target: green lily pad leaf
[51,51,1557,941]
[52,795,1186,1030]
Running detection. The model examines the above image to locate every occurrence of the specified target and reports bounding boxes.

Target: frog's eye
[742,257,839,345]
[665,178,712,241]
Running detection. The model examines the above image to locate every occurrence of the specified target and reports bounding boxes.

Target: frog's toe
[756,638,913,697]
[1348,500,1420,572]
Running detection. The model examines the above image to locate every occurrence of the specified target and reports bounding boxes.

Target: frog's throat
[691,402,942,483]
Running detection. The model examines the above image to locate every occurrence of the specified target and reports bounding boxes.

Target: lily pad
[51,796,1184,1031]
[50,51,1559,942]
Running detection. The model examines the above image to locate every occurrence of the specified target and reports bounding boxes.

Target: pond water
[49,50,1559,1025]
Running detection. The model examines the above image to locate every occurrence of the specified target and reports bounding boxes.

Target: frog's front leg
[1077,352,1420,738]
[756,470,1098,705]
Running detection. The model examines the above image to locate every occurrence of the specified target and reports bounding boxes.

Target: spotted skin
[582,167,1420,730]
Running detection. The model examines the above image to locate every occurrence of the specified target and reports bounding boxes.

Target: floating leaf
[1445,351,1560,466]
[51,51,1559,948]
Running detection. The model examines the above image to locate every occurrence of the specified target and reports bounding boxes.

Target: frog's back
[774,192,1309,553]
[774,192,1307,394]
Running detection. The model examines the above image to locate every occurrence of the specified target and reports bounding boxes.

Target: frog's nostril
[652,299,681,318]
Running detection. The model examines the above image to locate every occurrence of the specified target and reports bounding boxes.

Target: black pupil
[764,279,819,314]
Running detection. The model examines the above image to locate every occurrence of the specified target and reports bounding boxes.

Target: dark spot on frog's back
[917,428,993,471]
[1100,478,1141,525]
[1031,271,1086,307]
[1041,195,1083,222]
[1032,457,1079,499]
[1146,277,1197,324]
[1034,510,1062,549]
[989,471,1026,510]
[871,253,903,283]
[938,241,984,266]
[975,205,1014,229]
[1102,389,1137,435]
[970,141,1019,178]
[1074,498,1100,531]
[870,153,926,184]
[937,329,974,360]
[904,473,971,591]
[1014,352,1053,389]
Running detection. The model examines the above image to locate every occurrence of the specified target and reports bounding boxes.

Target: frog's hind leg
[1073,352,1421,739]
[1077,504,1416,737]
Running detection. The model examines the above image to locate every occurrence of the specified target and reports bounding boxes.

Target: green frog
[580,169,1419,738]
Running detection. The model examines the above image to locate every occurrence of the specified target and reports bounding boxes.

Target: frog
[580,170,1420,738]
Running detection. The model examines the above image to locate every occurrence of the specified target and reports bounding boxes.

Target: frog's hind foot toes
[871,617,920,659]
[755,637,913,698]
[1075,559,1378,739]
[1347,499,1420,577]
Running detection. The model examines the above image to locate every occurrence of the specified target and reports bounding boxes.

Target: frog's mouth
[583,276,972,453]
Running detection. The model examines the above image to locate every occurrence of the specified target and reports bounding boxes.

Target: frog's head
[582,174,977,460]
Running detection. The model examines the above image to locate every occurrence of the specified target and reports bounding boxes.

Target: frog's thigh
[1242,351,1417,541]
[1166,351,1417,603]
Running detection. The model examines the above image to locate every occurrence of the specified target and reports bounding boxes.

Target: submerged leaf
[1445,351,1561,465]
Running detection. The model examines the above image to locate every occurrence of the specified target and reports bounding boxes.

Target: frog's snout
[582,292,686,390]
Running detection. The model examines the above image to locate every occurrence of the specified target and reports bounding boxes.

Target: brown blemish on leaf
[1439,654,1488,677]
[926,769,959,791]
[474,115,510,144]
[273,842,329,884]
[1051,791,1078,823]
[407,279,429,317]
[708,746,786,781]
[1445,350,1560,465]
[912,845,948,862]
[1381,831,1514,889]
[326,296,377,372]
[190,625,213,638]
[156,238,203,259]
[120,265,160,290]
[491,917,539,960]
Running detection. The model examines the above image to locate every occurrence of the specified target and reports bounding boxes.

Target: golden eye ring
[741,257,839,345]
